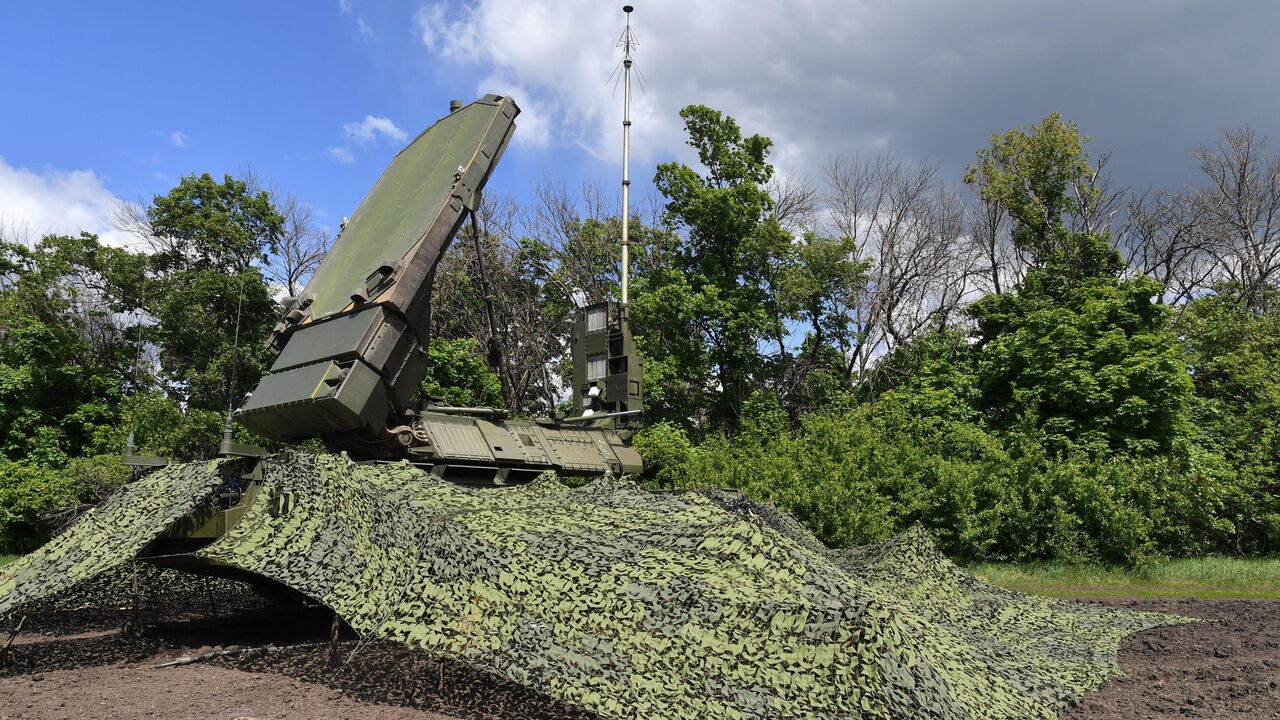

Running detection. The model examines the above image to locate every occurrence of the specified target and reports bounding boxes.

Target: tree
[773,234,868,413]
[644,105,790,431]
[972,275,1193,454]
[430,193,562,413]
[965,114,1192,455]
[419,338,504,408]
[966,180,1018,296]
[1191,128,1280,312]
[1119,189,1214,306]
[1177,285,1280,552]
[241,166,333,298]
[822,154,979,382]
[142,267,277,413]
[143,173,283,273]
[115,174,285,413]
[0,234,132,464]
[966,113,1122,283]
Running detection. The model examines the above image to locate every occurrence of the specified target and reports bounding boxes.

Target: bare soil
[1,597,1276,719]
[0,600,595,720]
[1063,598,1280,719]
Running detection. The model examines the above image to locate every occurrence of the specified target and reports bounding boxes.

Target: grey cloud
[422,0,1280,191]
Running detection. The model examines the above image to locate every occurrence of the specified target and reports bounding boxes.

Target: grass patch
[968,557,1280,600]
[0,554,18,567]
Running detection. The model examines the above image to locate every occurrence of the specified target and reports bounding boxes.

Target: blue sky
[0,1,613,243]
[3,1,1280,248]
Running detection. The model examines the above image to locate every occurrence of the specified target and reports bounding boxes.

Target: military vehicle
[132,93,644,559]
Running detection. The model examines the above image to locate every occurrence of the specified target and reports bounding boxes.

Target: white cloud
[328,116,405,163]
[411,0,827,168]
[339,0,374,39]
[342,115,407,145]
[170,131,187,148]
[413,5,446,50]
[477,75,550,148]
[327,146,355,164]
[0,156,135,248]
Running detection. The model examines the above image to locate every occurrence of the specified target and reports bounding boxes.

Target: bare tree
[1118,189,1215,306]
[1069,150,1127,239]
[821,154,978,382]
[1191,127,1280,311]
[268,192,330,297]
[0,217,42,250]
[769,170,819,232]
[240,166,332,297]
[430,192,566,412]
[964,186,1022,295]
[112,197,166,253]
[527,180,622,306]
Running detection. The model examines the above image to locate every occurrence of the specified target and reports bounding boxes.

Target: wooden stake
[327,612,341,666]
[204,577,218,618]
[0,615,27,664]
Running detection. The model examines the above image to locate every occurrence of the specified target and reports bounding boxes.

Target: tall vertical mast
[619,5,635,306]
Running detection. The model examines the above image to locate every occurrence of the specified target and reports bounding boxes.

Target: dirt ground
[1,597,1277,719]
[1062,598,1280,719]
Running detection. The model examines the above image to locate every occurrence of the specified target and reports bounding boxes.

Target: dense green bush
[634,391,1259,565]
[0,454,130,552]
[630,422,694,489]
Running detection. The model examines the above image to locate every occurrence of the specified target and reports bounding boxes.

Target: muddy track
[1,598,1276,719]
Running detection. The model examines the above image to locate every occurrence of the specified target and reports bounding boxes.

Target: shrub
[0,455,129,553]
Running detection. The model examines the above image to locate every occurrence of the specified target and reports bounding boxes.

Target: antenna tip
[623,4,633,13]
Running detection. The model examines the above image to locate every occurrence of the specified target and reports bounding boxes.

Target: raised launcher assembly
[235,94,642,486]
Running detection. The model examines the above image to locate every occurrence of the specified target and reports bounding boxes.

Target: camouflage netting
[0,460,227,617]
[1,453,1189,719]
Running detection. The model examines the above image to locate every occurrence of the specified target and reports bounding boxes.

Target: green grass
[0,554,18,567]
[968,557,1280,600]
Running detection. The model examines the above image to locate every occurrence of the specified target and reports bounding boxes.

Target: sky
[2,1,1279,248]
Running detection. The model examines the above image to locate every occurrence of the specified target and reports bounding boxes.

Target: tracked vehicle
[133,93,644,561]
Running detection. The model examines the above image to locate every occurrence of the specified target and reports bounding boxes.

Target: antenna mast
[619,4,635,306]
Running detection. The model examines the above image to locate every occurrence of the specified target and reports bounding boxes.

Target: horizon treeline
[0,107,1276,564]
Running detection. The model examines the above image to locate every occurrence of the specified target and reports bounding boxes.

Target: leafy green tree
[642,105,794,431]
[127,173,284,413]
[419,338,504,407]
[965,113,1121,283]
[1178,285,1280,552]
[966,115,1192,455]
[773,234,869,416]
[972,275,1193,454]
[863,329,981,424]
[147,173,283,272]
[776,234,868,357]
[123,391,225,460]
[142,267,277,413]
[0,234,132,464]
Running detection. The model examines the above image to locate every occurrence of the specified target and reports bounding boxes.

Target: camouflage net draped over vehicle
[2,454,1186,719]
[0,460,226,617]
